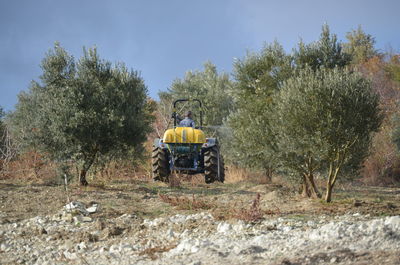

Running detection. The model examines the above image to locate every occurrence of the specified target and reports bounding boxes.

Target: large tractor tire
[204,146,225,184]
[152,147,170,182]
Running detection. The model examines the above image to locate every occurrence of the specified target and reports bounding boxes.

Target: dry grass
[0,151,56,182]
[139,244,177,260]
[168,173,182,188]
[0,150,152,186]
[225,165,271,184]
[233,193,264,222]
[224,165,250,183]
[158,193,214,210]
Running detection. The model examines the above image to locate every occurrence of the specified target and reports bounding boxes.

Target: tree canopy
[294,24,352,70]
[273,67,382,201]
[343,25,379,64]
[163,62,234,127]
[227,42,293,174]
[10,44,153,185]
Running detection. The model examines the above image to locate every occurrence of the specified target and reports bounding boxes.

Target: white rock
[121,244,134,252]
[63,250,78,260]
[281,226,293,232]
[109,244,119,253]
[99,247,107,254]
[73,216,93,223]
[174,239,194,253]
[169,214,187,224]
[307,220,316,226]
[86,204,99,213]
[64,201,89,215]
[384,216,400,230]
[1,243,10,251]
[166,228,175,238]
[77,242,87,250]
[217,222,232,234]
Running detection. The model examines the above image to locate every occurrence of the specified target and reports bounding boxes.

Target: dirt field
[1,176,400,264]
[1,176,400,224]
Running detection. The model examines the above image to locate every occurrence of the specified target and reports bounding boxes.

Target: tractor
[152,99,224,183]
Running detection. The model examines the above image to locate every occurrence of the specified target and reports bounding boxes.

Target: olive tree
[294,24,352,70]
[164,61,234,127]
[343,25,379,64]
[228,41,293,178]
[273,67,382,202]
[10,44,153,185]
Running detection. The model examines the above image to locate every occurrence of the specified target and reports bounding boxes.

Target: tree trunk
[301,175,311,197]
[307,173,321,198]
[325,182,333,202]
[324,163,340,202]
[301,174,321,199]
[79,168,89,186]
[264,167,273,183]
[79,156,96,186]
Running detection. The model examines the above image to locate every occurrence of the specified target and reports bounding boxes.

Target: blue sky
[1,0,399,111]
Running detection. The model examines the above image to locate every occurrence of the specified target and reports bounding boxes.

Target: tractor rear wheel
[204,146,225,184]
[152,147,170,182]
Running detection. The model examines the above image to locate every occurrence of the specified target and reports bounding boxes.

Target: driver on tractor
[179,110,195,128]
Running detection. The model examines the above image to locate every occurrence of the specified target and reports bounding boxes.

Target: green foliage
[0,106,5,153]
[10,43,153,184]
[228,42,293,169]
[0,107,4,119]
[164,62,233,127]
[294,24,352,70]
[273,67,382,200]
[386,55,400,83]
[392,115,400,152]
[343,26,379,64]
[228,25,353,172]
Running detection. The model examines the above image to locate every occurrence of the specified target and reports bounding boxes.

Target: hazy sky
[1,0,399,111]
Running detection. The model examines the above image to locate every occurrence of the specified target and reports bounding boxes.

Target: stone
[217,222,232,234]
[86,204,99,214]
[73,216,93,223]
[1,243,10,251]
[61,213,74,222]
[384,216,400,230]
[64,201,89,215]
[77,242,87,250]
[166,228,175,238]
[63,250,78,260]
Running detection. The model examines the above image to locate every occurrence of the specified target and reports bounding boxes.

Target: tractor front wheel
[152,147,170,182]
[204,146,225,184]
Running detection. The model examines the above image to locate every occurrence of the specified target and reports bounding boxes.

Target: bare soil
[1,177,399,224]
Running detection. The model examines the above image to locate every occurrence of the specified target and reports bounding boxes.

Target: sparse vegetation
[234,193,264,222]
[158,193,213,211]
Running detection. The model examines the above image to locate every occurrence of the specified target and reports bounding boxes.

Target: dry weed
[139,244,177,260]
[158,193,213,210]
[225,165,249,183]
[234,193,264,222]
[225,165,272,184]
[168,173,181,188]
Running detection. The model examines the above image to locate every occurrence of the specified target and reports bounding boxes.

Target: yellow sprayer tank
[163,127,206,144]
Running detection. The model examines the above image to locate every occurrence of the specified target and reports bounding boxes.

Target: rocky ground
[1,178,400,264]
